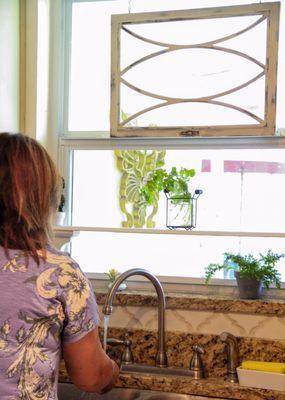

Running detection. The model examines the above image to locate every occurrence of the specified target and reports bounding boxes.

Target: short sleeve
[59,262,100,344]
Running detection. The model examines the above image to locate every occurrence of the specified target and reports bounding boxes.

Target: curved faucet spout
[102,268,168,368]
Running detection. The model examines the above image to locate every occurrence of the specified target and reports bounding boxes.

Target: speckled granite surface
[59,327,285,399]
[95,290,285,316]
[117,373,285,400]
[59,365,285,400]
[101,328,285,378]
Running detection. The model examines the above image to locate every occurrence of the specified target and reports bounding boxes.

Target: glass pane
[119,9,268,129]
[219,76,265,120]
[71,232,285,281]
[69,1,129,131]
[126,16,261,46]
[69,0,285,132]
[122,49,263,99]
[72,148,285,233]
[120,102,259,127]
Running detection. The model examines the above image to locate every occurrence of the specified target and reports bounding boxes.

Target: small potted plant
[141,167,201,229]
[106,268,127,291]
[55,177,66,226]
[205,250,284,299]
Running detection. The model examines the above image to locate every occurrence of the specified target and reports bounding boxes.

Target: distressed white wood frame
[110,2,280,138]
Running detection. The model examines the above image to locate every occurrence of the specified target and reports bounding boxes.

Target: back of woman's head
[0,133,60,260]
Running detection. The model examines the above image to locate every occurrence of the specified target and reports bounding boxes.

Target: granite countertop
[95,289,285,316]
[117,372,285,400]
[59,365,285,400]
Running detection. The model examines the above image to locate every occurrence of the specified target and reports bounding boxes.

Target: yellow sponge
[241,361,285,374]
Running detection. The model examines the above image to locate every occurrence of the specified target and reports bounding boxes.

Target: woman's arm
[63,327,119,393]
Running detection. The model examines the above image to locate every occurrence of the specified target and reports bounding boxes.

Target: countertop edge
[59,372,285,400]
[94,290,285,316]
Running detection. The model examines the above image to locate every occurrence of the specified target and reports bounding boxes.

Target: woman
[0,132,119,399]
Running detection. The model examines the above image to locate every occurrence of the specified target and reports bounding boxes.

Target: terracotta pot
[235,271,263,299]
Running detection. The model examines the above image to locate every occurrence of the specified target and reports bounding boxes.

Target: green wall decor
[115,150,166,228]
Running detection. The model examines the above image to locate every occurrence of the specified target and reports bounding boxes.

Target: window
[65,0,285,137]
[111,3,279,137]
[58,0,285,284]
[72,147,285,233]
[68,143,285,281]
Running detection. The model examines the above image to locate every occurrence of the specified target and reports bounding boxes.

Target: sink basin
[58,383,227,400]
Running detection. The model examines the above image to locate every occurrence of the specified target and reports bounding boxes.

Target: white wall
[0,0,19,132]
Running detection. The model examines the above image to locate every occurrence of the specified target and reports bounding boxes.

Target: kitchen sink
[58,383,227,400]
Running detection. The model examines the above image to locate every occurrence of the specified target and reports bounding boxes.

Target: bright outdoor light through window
[72,148,285,233]
[66,0,285,282]
[68,0,285,134]
[71,147,285,279]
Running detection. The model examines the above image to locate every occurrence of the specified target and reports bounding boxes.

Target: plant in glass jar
[141,167,197,228]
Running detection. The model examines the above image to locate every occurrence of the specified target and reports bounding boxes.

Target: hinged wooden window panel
[110,2,280,138]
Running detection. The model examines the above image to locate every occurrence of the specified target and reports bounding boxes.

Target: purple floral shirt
[0,245,100,400]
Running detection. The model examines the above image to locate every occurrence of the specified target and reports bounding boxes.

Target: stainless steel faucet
[102,268,168,368]
[220,332,239,383]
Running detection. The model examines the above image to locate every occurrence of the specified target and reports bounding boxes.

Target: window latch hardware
[180,130,200,137]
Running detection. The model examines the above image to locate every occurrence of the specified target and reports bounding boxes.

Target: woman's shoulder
[39,246,79,269]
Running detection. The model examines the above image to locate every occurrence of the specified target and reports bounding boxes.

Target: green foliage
[205,250,284,289]
[106,268,120,283]
[58,177,65,212]
[121,110,138,127]
[141,166,196,206]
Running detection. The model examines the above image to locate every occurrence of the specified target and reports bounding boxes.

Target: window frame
[56,0,285,288]
[110,2,280,138]
[59,134,285,220]
[59,135,285,287]
[63,0,281,138]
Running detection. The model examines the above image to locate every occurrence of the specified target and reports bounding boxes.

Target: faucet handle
[106,338,123,346]
[106,334,134,365]
[189,345,205,379]
[193,345,204,354]
[121,333,134,365]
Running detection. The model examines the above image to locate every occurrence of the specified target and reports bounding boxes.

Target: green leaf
[205,250,284,289]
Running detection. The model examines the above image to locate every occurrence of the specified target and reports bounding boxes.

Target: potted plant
[141,167,200,228]
[205,250,284,299]
[55,177,66,226]
[106,268,127,291]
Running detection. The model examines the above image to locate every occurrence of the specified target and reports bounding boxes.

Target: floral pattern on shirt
[0,248,99,400]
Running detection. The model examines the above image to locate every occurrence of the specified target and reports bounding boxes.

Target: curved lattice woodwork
[111,3,280,137]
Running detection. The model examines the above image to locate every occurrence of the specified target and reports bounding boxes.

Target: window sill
[53,225,285,238]
[94,287,285,316]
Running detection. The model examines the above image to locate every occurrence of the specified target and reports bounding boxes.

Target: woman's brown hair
[0,133,60,261]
